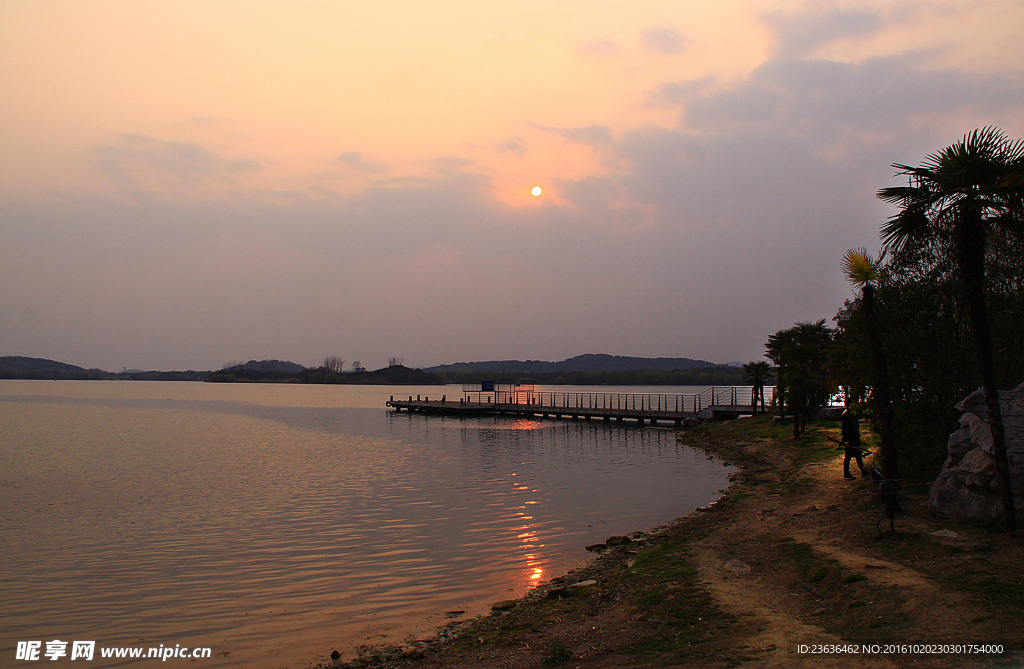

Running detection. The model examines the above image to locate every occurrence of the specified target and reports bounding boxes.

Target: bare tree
[388,357,404,367]
[323,356,345,373]
[351,360,366,372]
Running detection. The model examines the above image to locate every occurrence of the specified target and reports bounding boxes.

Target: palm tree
[742,361,773,414]
[766,328,795,424]
[766,320,833,438]
[841,248,896,480]
[877,126,1024,531]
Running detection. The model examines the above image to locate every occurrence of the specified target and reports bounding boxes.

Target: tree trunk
[956,215,1016,532]
[793,387,803,439]
[862,285,897,480]
[777,376,787,421]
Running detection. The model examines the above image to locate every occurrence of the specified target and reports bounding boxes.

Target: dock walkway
[386,387,771,426]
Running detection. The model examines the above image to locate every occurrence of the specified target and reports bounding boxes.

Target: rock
[605,535,633,546]
[400,647,424,659]
[585,543,607,552]
[931,529,962,540]
[547,580,597,599]
[928,382,1024,523]
[491,599,517,611]
[723,560,752,575]
[330,650,341,661]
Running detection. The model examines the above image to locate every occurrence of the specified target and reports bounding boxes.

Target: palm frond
[1000,160,1024,188]
[841,248,878,287]
[878,127,1023,253]
[880,208,931,254]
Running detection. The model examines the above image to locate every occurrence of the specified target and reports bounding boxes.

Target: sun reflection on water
[510,419,542,430]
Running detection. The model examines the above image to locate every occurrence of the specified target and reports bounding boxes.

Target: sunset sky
[2,0,1023,371]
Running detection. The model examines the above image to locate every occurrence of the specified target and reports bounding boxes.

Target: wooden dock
[386,387,771,426]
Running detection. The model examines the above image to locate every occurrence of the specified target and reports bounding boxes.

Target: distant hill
[0,356,106,380]
[0,356,86,372]
[426,354,726,375]
[229,359,307,374]
[345,364,443,385]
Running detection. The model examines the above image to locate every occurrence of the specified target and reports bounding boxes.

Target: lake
[0,381,730,668]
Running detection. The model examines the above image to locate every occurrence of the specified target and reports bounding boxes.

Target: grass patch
[809,566,831,583]
[972,578,1024,603]
[776,538,836,583]
[621,537,733,659]
[541,639,574,667]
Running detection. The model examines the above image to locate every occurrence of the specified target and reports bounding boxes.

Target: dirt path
[324,417,1023,669]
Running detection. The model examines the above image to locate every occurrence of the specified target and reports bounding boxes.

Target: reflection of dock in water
[387,384,773,426]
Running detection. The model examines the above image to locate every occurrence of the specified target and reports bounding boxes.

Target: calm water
[0,381,730,668]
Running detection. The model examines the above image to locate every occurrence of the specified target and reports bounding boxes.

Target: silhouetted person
[842,407,866,479]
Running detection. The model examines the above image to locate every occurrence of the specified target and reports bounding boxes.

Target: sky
[2,0,1023,372]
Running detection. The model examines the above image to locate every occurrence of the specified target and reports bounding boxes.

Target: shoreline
[321,428,733,667]
[318,419,745,668]
[321,415,1023,668]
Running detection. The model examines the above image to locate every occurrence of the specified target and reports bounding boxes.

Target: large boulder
[927,382,1024,524]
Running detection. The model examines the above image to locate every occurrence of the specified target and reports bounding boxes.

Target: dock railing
[461,386,775,413]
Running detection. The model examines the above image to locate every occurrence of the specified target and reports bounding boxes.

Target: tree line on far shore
[207,359,446,385]
[0,356,749,387]
[204,363,749,386]
[451,367,749,386]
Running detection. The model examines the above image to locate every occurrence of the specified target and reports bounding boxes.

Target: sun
[531,185,542,197]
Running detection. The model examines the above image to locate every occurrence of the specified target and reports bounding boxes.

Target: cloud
[597,53,1024,229]
[646,76,716,107]
[337,151,390,174]
[495,137,528,156]
[641,27,687,54]
[528,123,613,148]
[431,156,477,176]
[682,55,1024,138]
[760,3,913,58]
[95,134,259,188]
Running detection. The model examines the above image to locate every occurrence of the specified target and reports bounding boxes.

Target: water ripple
[0,382,729,668]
